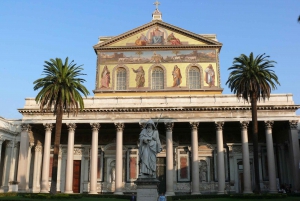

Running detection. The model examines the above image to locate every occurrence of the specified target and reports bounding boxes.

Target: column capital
[0,136,4,143]
[90,123,101,131]
[240,121,249,130]
[164,122,174,131]
[67,123,76,131]
[35,145,43,152]
[264,121,274,129]
[21,124,31,132]
[6,141,15,148]
[29,142,35,148]
[189,122,199,130]
[43,123,53,131]
[289,120,298,130]
[215,121,224,131]
[114,123,125,131]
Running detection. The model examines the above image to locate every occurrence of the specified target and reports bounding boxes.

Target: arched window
[188,67,200,89]
[116,67,126,90]
[152,67,164,89]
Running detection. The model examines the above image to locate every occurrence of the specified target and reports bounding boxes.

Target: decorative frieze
[215,121,224,131]
[264,121,274,129]
[90,123,101,131]
[67,123,76,131]
[240,121,249,130]
[189,122,199,130]
[43,123,53,131]
[114,123,125,131]
[289,120,298,130]
[74,148,83,155]
[164,122,174,131]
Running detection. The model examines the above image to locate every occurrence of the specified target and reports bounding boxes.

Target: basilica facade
[0,9,300,195]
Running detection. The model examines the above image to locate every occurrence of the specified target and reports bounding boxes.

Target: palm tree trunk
[251,93,261,194]
[50,102,63,194]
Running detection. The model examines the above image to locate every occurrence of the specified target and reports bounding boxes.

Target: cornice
[95,45,222,51]
[18,105,300,114]
[0,127,19,135]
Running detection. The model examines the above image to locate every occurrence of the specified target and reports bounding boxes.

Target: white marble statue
[139,119,162,178]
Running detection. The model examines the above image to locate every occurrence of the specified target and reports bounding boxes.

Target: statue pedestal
[135,178,160,201]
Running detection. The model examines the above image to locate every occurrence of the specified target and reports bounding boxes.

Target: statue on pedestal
[138,120,162,178]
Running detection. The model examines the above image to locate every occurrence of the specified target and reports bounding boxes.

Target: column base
[243,191,253,194]
[40,190,49,193]
[89,191,98,194]
[269,190,278,194]
[165,191,175,196]
[217,191,224,194]
[64,190,73,194]
[114,191,123,195]
[191,192,201,195]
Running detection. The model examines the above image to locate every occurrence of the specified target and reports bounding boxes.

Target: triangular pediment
[93,21,222,50]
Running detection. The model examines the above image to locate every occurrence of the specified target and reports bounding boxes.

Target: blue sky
[0,0,299,119]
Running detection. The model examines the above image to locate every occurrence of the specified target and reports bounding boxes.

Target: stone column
[264,121,277,193]
[165,122,175,196]
[9,142,18,184]
[215,121,225,194]
[0,137,4,167]
[40,123,53,193]
[17,124,31,192]
[190,122,200,194]
[89,123,100,194]
[26,143,34,191]
[65,123,76,193]
[114,123,124,195]
[32,145,43,193]
[2,141,13,190]
[288,120,300,192]
[240,121,252,194]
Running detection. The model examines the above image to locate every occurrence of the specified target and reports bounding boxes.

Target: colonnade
[13,120,300,194]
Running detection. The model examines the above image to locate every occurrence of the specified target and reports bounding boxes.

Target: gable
[110,25,207,46]
[94,21,222,49]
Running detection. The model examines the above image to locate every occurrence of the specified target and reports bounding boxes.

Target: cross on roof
[153,0,160,10]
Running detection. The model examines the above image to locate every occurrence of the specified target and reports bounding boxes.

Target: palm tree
[33,57,89,194]
[298,15,300,22]
[135,51,143,58]
[226,52,280,194]
[172,50,180,56]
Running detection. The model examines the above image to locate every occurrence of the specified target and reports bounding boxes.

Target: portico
[13,93,299,194]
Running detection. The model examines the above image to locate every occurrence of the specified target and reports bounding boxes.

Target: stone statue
[199,160,207,182]
[139,120,162,178]
[110,161,116,182]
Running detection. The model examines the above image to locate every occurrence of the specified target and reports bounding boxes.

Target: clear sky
[0,0,299,119]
